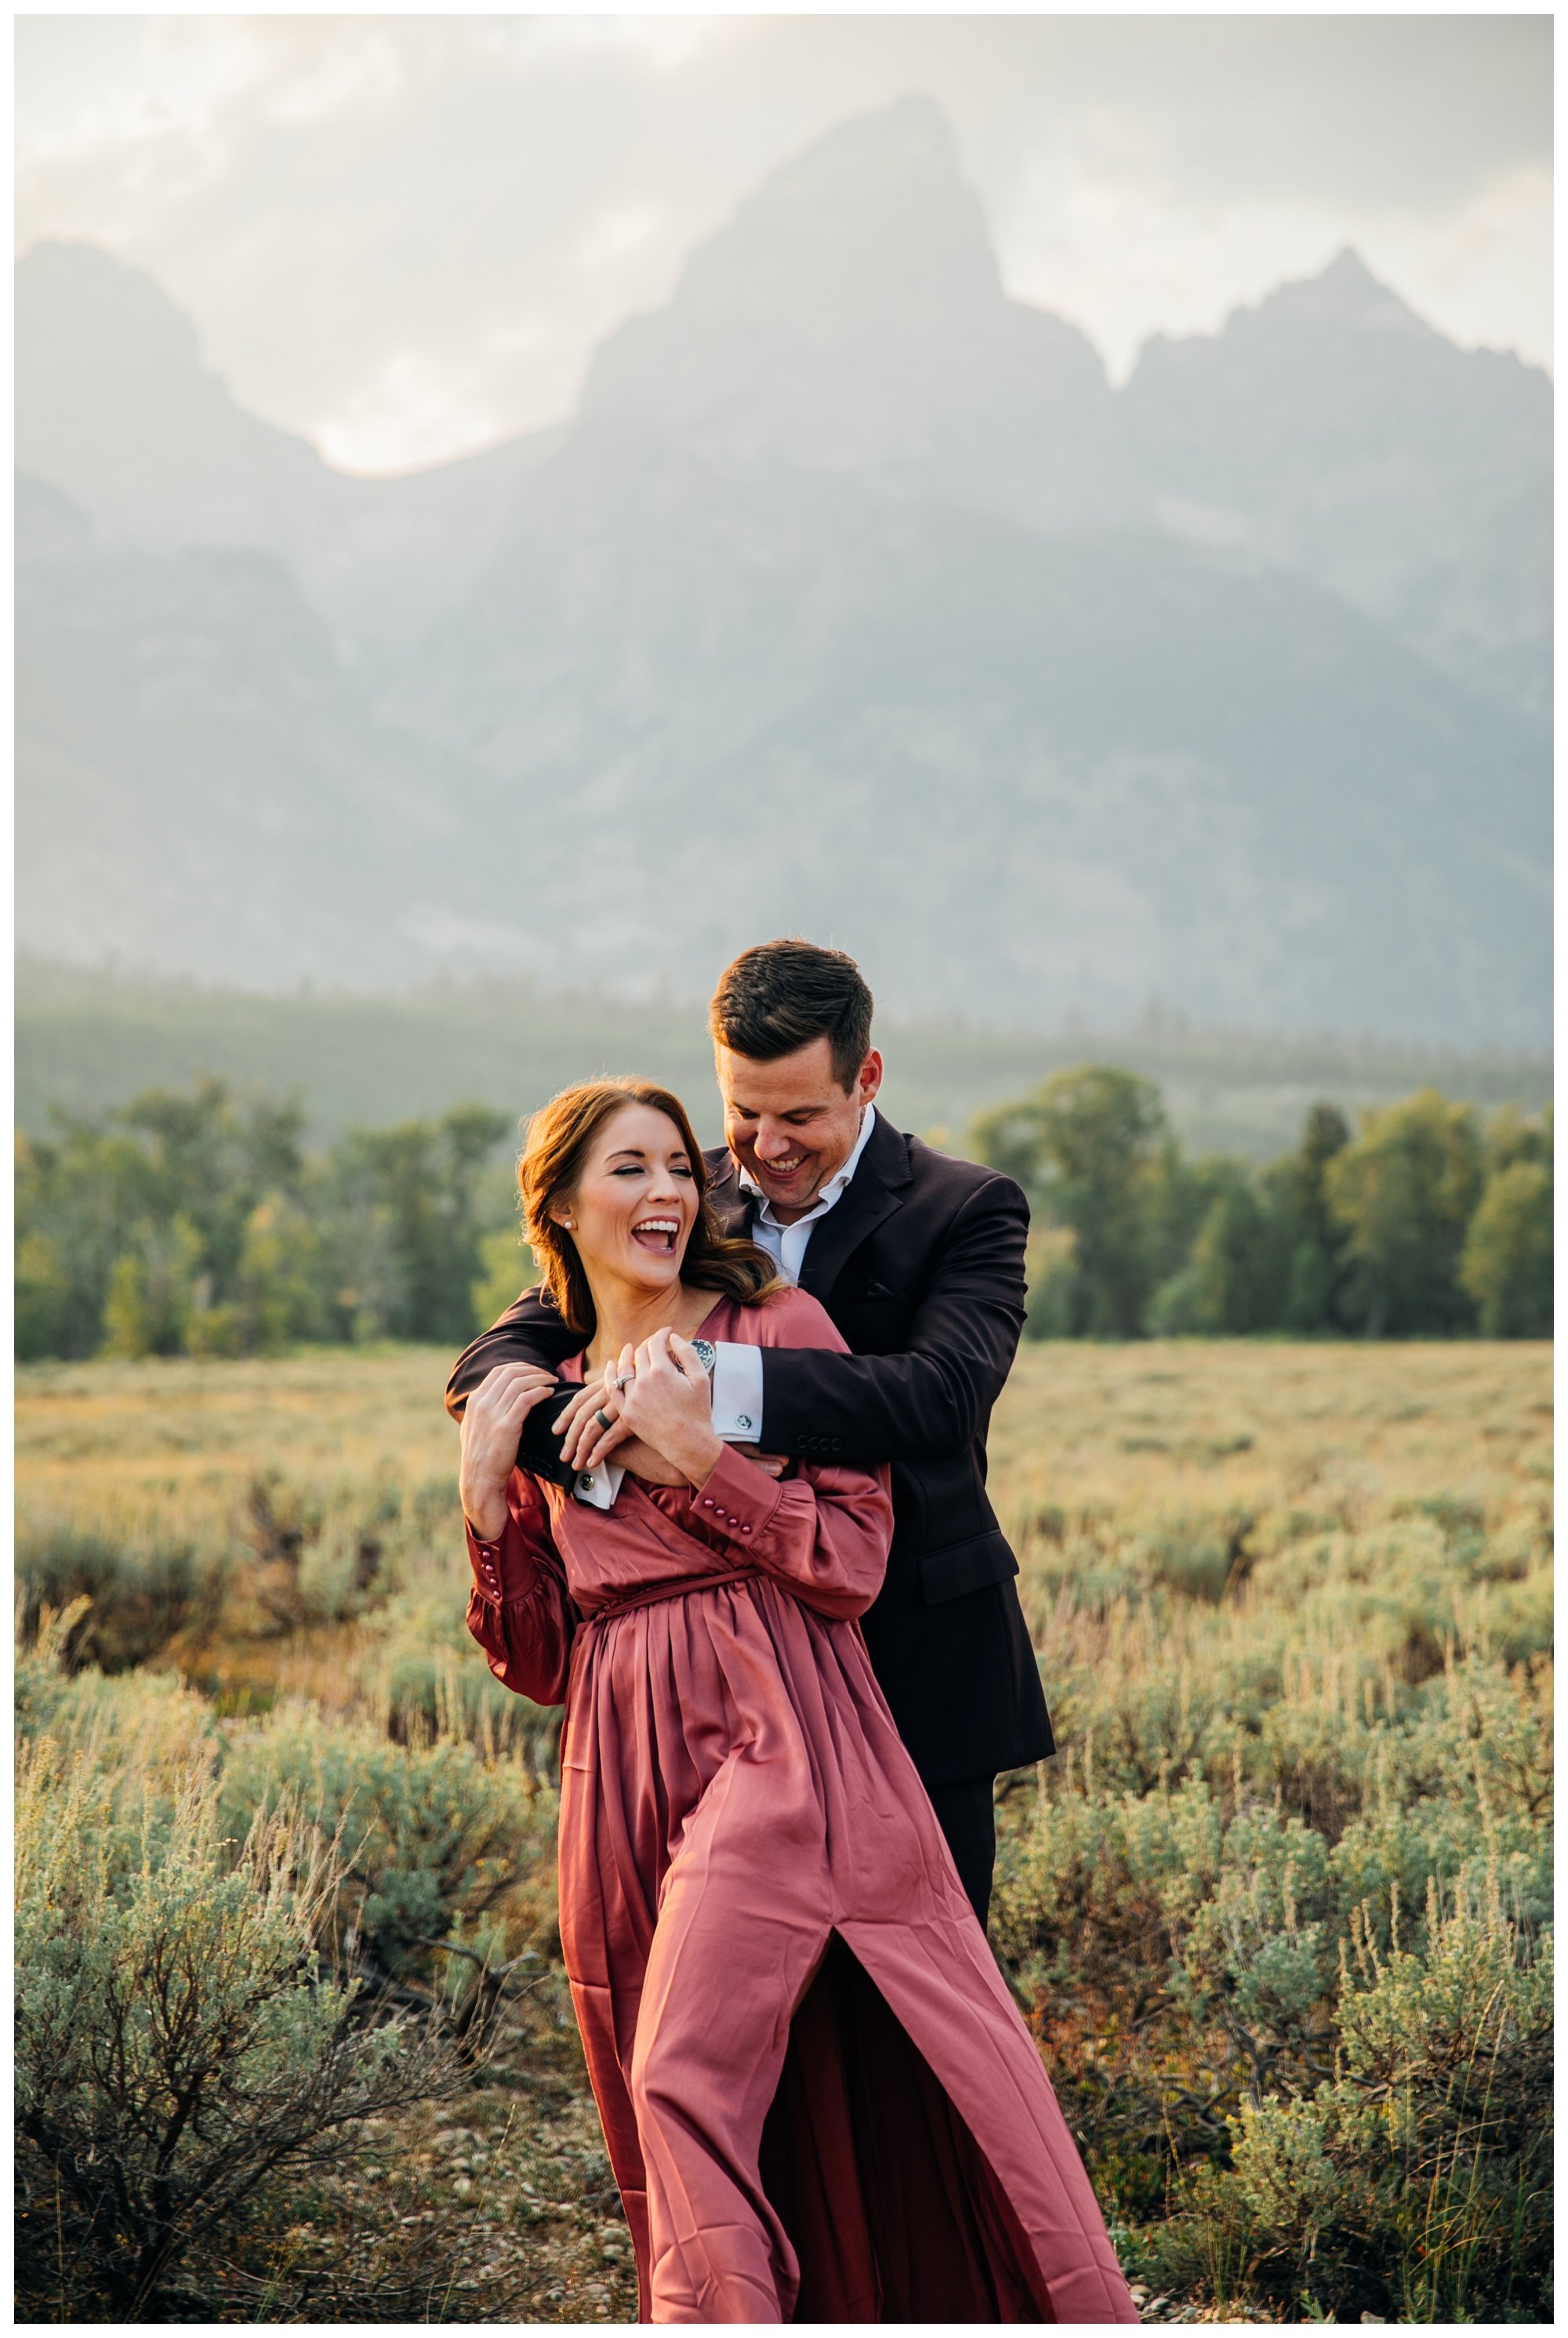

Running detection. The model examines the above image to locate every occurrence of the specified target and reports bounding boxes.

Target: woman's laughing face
[554,1102,699,1302]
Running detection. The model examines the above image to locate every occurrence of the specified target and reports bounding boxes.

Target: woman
[459,1077,1136,2325]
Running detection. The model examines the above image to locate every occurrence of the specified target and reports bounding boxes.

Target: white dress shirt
[574,1105,877,1508]
[709,1103,877,1443]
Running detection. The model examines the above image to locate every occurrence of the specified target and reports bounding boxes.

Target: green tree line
[15,1079,530,1362]
[14,1069,1552,1362]
[972,1069,1552,1341]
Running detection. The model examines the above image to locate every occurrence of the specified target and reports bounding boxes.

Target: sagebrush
[14,1338,1552,2322]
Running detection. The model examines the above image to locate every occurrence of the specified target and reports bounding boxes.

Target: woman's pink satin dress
[466,1286,1136,2325]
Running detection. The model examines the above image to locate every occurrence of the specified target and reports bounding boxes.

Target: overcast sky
[16,13,1553,476]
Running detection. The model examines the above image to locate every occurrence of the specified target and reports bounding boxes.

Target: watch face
[690,1338,717,1376]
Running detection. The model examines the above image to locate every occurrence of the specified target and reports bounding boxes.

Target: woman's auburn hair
[518,1077,784,1336]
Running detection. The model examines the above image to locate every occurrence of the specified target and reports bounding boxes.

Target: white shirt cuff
[710,1342,765,1443]
[572,1459,626,1511]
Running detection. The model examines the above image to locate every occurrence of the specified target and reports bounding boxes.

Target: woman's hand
[459,1362,561,1540]
[555,1363,634,1475]
[554,1343,787,1487]
[553,1360,693,1486]
[613,1329,724,1488]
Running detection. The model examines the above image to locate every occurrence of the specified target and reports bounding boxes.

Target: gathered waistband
[581,1564,764,1623]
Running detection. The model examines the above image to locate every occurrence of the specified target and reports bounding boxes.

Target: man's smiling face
[715,1036,883,1225]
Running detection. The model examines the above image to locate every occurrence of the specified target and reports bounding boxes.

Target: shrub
[14,1613,217,1773]
[1144,1879,1552,2323]
[364,1586,564,1770]
[16,1495,229,1673]
[15,1730,456,2320]
[15,1465,456,1676]
[216,1707,557,1984]
[990,1407,1553,2326]
[16,1338,1551,2321]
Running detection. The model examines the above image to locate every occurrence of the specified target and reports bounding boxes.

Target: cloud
[313,345,511,474]
[15,15,1552,474]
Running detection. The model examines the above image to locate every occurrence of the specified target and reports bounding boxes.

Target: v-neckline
[563,1294,728,1384]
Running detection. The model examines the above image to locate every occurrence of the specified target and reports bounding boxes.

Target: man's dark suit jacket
[445,1113,1053,1787]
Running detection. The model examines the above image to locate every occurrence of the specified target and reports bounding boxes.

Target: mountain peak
[735,91,962,221]
[575,94,1116,502]
[1249,245,1436,341]
[16,234,332,561]
[17,238,206,378]
[1322,245,1379,289]
[665,93,1000,333]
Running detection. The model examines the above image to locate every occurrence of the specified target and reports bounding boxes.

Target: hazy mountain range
[16,953,1551,1166]
[15,96,1551,1044]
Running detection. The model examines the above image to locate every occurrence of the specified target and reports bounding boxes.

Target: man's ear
[856,1050,884,1107]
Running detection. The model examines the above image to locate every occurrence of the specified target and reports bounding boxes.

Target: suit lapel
[706,1120,913,1299]
[797,1116,913,1302]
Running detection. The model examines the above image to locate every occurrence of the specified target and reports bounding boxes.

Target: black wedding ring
[593,1407,615,1433]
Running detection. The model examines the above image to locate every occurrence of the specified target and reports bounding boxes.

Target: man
[446,938,1052,1922]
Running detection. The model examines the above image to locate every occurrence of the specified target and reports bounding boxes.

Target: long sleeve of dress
[465,1468,578,1704]
[685,1443,893,1621]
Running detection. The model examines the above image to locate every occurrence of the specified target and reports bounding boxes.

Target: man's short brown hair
[709,940,874,1092]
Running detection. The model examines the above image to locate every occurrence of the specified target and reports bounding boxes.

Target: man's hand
[459,1363,560,1541]
[734,1444,789,1479]
[555,1374,634,1473]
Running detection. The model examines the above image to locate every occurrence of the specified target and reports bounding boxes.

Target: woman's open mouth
[631,1218,681,1256]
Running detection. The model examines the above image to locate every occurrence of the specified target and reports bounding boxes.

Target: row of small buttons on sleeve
[474,1543,503,1595]
[796,1435,844,1455]
[699,1497,753,1536]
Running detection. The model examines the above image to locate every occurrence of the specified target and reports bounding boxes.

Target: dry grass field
[16,1340,1552,2322]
